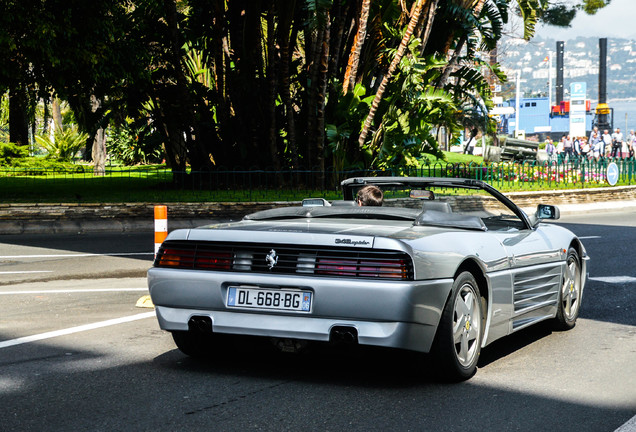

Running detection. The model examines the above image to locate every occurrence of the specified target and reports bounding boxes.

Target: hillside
[497,36,636,102]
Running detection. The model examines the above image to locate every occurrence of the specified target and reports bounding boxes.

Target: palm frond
[517,0,543,40]
[449,65,491,99]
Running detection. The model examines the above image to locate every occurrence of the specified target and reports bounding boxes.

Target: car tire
[554,247,582,331]
[171,330,215,358]
[432,271,484,381]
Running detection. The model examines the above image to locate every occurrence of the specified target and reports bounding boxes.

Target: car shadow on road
[146,341,634,432]
[154,327,560,388]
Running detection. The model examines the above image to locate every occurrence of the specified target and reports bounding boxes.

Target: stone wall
[1,185,634,234]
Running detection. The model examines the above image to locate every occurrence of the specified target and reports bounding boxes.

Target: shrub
[35,126,89,161]
[107,121,163,165]
[0,142,29,166]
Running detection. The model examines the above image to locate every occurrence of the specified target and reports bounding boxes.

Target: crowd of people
[544,127,636,162]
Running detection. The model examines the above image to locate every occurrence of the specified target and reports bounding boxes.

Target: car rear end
[147,226,454,353]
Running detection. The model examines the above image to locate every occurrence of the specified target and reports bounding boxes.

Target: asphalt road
[0,213,634,432]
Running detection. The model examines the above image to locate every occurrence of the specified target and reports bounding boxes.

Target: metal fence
[1,159,634,203]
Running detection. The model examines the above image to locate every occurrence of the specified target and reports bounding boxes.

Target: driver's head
[356,185,384,206]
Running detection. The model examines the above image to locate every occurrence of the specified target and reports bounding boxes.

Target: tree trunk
[343,0,371,95]
[316,11,331,186]
[277,1,299,171]
[91,96,107,176]
[164,0,212,172]
[328,0,349,80]
[435,0,485,90]
[266,5,281,171]
[306,25,324,169]
[419,0,439,55]
[358,0,427,149]
[436,36,466,91]
[9,85,29,147]
[51,98,63,132]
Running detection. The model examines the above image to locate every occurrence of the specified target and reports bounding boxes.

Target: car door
[492,227,563,332]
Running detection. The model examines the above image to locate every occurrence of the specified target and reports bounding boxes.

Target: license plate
[227,286,312,312]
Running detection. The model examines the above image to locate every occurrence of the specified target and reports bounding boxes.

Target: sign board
[607,162,619,186]
[570,82,587,100]
[534,126,552,133]
[569,82,587,137]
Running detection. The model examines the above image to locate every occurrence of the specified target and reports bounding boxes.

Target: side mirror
[536,204,560,220]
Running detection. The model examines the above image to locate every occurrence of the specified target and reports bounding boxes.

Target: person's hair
[356,185,383,206]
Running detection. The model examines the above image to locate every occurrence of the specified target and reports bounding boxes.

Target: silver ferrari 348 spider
[148,177,587,380]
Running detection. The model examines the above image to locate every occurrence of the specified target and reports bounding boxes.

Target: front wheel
[432,272,484,381]
[554,247,582,330]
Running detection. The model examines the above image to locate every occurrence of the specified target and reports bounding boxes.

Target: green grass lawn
[0,152,629,203]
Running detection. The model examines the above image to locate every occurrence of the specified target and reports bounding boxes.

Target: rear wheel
[432,272,484,381]
[554,247,582,330]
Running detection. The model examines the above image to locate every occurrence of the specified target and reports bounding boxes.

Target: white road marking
[0,252,153,259]
[0,271,53,275]
[589,276,636,284]
[0,312,156,349]
[0,288,148,295]
[615,414,636,432]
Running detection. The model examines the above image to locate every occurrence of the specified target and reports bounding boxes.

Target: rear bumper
[155,305,438,352]
[148,268,454,353]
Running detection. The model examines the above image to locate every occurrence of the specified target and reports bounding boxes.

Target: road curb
[0,218,226,235]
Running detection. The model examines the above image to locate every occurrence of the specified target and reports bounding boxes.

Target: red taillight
[359,259,407,279]
[195,251,232,270]
[316,259,358,276]
[316,258,408,279]
[158,248,195,268]
[157,248,231,270]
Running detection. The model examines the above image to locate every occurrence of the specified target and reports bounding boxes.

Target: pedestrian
[556,136,564,160]
[545,137,556,161]
[573,136,581,157]
[611,128,623,158]
[590,131,601,161]
[628,129,636,159]
[589,126,599,146]
[602,129,612,158]
[580,138,590,159]
[562,135,573,161]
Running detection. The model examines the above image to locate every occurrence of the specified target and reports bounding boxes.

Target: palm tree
[358,0,428,149]
[343,0,372,95]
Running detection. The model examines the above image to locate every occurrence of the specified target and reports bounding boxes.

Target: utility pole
[548,51,553,109]
[515,70,521,137]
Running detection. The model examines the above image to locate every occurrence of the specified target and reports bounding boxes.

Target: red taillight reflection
[316,258,407,279]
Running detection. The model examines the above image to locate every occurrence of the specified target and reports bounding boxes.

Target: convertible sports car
[148,177,587,380]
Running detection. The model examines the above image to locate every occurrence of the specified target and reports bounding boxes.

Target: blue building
[497,97,594,139]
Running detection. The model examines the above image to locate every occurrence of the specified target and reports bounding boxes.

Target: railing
[1,159,634,203]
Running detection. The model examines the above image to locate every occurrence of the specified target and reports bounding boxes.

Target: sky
[536,0,636,40]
